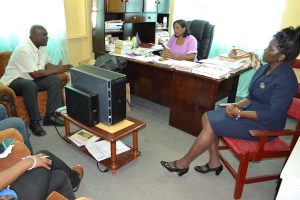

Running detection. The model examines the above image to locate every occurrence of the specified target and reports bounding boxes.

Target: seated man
[0,25,72,136]
[0,104,33,153]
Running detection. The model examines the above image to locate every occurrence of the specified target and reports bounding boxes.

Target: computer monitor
[123,22,156,44]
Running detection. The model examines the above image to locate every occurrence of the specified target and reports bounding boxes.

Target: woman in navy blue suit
[161,26,300,176]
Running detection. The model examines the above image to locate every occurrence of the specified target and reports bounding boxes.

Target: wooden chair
[218,98,300,199]
[290,59,300,98]
[46,191,92,200]
[0,51,69,123]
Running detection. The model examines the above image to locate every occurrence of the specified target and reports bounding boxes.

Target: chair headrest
[189,20,210,40]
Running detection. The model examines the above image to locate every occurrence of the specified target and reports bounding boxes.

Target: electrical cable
[54,108,109,173]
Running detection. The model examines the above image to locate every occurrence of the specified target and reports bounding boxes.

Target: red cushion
[223,137,290,155]
[290,59,300,69]
[288,98,300,120]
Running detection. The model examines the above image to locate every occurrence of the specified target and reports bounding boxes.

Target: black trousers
[9,75,63,121]
[10,150,79,200]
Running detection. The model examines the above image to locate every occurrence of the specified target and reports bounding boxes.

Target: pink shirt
[166,35,197,57]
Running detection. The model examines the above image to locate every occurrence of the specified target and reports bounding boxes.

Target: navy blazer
[245,62,298,129]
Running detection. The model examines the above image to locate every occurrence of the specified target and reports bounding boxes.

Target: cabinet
[144,0,170,14]
[157,0,170,14]
[107,0,143,13]
[92,0,170,57]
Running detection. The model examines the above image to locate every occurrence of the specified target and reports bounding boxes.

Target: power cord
[54,108,67,141]
[97,162,109,173]
[54,108,109,173]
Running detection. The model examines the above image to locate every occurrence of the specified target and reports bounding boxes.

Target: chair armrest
[0,128,24,143]
[46,191,67,200]
[249,129,300,137]
[249,129,300,160]
[0,83,17,98]
[57,72,70,87]
[0,83,18,117]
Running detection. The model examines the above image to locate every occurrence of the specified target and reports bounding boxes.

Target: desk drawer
[143,13,157,22]
[124,13,143,23]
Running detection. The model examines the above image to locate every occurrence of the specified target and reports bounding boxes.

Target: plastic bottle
[163,17,167,29]
[132,36,137,48]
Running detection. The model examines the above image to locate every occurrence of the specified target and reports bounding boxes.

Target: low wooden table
[60,113,146,174]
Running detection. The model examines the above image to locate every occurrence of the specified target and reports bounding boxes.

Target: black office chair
[187,20,215,60]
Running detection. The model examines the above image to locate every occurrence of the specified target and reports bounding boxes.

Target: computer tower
[65,85,99,126]
[70,65,126,125]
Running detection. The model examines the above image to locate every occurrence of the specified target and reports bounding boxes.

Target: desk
[126,58,250,136]
[60,113,146,174]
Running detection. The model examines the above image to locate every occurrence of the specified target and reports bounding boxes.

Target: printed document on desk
[85,140,130,161]
[150,59,200,71]
[199,58,245,73]
[192,63,231,80]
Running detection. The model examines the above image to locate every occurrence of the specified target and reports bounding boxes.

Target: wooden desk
[126,59,250,136]
[126,59,173,107]
[60,113,146,174]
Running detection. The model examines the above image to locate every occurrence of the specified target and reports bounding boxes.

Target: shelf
[156,28,168,31]
[105,30,123,33]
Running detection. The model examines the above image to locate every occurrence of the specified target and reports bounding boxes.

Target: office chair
[218,98,300,199]
[187,20,215,60]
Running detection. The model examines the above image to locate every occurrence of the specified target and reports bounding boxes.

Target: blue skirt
[207,109,267,141]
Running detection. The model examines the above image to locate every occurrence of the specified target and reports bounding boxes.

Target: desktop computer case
[70,65,126,125]
[65,85,99,126]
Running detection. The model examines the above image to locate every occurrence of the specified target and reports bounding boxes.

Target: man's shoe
[43,113,64,127]
[29,121,46,136]
[72,164,84,192]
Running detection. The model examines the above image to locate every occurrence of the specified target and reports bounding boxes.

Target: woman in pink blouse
[161,19,198,61]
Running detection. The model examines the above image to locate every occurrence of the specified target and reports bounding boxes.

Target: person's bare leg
[207,138,222,168]
[167,113,218,169]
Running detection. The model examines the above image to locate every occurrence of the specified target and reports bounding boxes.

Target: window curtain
[173,0,286,97]
[0,0,69,64]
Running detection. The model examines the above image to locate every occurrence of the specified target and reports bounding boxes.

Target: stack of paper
[192,64,231,80]
[105,20,124,32]
[199,58,245,74]
[114,40,133,55]
[85,140,130,161]
[151,59,200,72]
[69,130,100,147]
[169,60,200,72]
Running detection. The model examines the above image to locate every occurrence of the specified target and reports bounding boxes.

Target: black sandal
[160,160,189,176]
[194,163,223,176]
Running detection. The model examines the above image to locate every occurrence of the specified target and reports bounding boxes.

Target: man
[0,25,72,136]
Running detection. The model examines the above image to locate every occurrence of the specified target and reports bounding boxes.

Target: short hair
[173,19,190,37]
[30,25,46,37]
[274,26,300,62]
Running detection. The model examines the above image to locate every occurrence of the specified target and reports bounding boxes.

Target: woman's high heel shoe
[160,160,189,176]
[194,163,223,176]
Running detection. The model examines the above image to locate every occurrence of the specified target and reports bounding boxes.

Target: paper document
[192,64,231,80]
[69,130,100,147]
[199,58,244,70]
[85,140,130,161]
[0,144,14,158]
